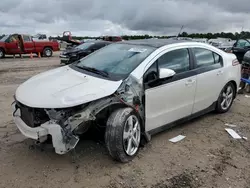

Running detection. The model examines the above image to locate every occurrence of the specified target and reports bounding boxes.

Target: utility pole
[176,25,184,39]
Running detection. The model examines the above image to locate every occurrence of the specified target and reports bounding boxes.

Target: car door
[232,39,250,63]
[22,35,35,53]
[144,48,197,132]
[191,47,225,113]
[5,36,20,54]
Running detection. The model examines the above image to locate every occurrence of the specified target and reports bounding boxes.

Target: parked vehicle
[12,39,241,162]
[49,31,81,49]
[238,50,250,93]
[231,39,250,63]
[60,41,111,64]
[0,34,59,58]
[32,34,47,41]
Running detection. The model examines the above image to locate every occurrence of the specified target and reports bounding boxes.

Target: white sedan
[12,39,241,162]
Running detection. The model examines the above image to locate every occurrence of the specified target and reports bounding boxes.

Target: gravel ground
[0,53,250,188]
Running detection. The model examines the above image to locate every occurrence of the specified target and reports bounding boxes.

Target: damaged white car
[12,39,241,162]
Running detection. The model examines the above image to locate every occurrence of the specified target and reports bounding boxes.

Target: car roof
[119,38,192,48]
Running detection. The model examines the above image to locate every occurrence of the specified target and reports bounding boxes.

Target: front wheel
[216,82,235,113]
[0,48,5,58]
[105,108,141,163]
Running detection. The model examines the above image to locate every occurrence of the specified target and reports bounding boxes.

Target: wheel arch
[43,46,52,50]
[95,102,144,127]
[228,80,237,98]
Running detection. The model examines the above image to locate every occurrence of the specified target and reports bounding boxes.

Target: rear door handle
[217,70,223,75]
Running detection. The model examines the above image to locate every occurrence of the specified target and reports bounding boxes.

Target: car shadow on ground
[17,111,217,165]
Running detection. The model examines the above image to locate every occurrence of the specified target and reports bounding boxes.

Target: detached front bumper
[12,102,79,154]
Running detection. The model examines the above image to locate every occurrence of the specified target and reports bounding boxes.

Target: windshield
[72,43,155,80]
[75,42,95,50]
[0,35,9,41]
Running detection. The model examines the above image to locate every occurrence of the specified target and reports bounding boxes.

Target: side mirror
[159,68,176,79]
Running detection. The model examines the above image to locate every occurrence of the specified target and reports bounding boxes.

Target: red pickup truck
[0,34,60,58]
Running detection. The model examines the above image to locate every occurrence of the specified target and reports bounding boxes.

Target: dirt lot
[0,53,250,188]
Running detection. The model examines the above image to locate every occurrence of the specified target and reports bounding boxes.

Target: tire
[246,84,250,93]
[0,48,5,58]
[43,47,53,57]
[105,107,141,163]
[216,82,235,113]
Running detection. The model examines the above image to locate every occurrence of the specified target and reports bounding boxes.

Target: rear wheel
[216,82,235,113]
[105,108,141,163]
[0,48,5,58]
[43,47,53,57]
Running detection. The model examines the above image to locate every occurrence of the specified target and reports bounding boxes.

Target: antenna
[176,25,184,39]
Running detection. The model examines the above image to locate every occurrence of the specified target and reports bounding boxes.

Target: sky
[0,0,249,37]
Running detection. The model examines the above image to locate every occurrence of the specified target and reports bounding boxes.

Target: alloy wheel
[0,50,3,58]
[221,85,233,110]
[45,49,52,57]
[123,115,141,156]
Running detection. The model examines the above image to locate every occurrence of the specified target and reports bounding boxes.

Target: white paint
[145,75,196,131]
[15,66,122,108]
[225,123,237,128]
[225,128,242,139]
[243,137,248,140]
[142,42,240,131]
[169,135,186,143]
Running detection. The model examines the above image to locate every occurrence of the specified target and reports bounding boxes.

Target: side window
[213,52,223,66]
[23,35,31,42]
[236,39,248,48]
[245,40,250,47]
[158,48,190,74]
[193,48,215,68]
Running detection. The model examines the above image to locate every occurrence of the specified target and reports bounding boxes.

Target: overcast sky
[0,0,249,36]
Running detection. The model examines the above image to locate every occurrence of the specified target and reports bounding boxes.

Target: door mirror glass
[159,68,176,79]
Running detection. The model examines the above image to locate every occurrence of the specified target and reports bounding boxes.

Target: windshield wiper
[75,65,109,77]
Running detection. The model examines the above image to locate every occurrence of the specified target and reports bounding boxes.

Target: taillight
[232,59,239,66]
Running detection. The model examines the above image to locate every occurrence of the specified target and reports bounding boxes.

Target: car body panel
[16,66,122,108]
[137,42,240,131]
[145,75,197,131]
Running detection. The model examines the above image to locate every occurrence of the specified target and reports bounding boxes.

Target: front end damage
[12,75,150,154]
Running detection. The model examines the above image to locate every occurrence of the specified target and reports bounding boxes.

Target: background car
[231,39,250,63]
[0,34,59,58]
[59,40,111,64]
[12,39,241,162]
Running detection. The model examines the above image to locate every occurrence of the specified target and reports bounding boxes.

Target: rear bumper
[12,102,79,154]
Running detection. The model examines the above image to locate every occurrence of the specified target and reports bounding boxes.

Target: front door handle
[185,79,196,86]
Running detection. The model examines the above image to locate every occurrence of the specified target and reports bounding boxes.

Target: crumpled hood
[16,66,122,108]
